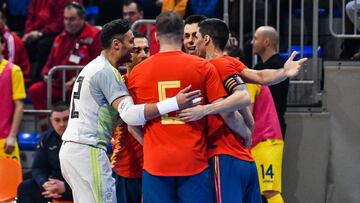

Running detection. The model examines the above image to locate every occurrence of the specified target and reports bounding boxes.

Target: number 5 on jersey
[158,81,184,125]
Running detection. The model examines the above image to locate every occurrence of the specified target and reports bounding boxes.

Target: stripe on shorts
[214,155,222,203]
[90,147,103,203]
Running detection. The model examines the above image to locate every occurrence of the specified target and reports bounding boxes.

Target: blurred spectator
[28,2,101,113]
[23,0,83,83]
[0,11,31,85]
[5,0,31,36]
[17,103,73,203]
[252,26,288,138]
[184,0,222,18]
[0,31,25,162]
[123,0,159,55]
[96,0,124,26]
[139,0,162,19]
[161,0,188,17]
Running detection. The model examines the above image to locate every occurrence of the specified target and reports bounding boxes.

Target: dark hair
[224,45,245,61]
[122,0,143,12]
[198,18,229,51]
[184,15,207,25]
[133,31,146,39]
[65,1,86,18]
[100,19,131,49]
[51,102,69,114]
[156,12,183,42]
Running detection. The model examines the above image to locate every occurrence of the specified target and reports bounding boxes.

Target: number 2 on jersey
[158,81,184,125]
[70,76,84,118]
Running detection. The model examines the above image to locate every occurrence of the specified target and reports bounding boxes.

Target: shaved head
[256,26,278,48]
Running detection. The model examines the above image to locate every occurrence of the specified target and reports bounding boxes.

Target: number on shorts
[70,76,84,118]
[260,164,274,179]
[158,81,184,125]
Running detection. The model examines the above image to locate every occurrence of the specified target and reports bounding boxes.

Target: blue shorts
[113,172,142,203]
[210,154,261,203]
[142,169,214,203]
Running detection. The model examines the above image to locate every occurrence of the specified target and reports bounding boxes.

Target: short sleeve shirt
[62,55,129,150]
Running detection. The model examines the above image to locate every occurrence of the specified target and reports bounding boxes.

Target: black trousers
[17,179,49,203]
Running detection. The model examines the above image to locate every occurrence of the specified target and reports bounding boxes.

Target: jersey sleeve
[11,65,26,100]
[94,67,130,105]
[226,56,247,73]
[212,57,246,94]
[204,62,227,103]
[245,83,260,104]
[211,58,239,82]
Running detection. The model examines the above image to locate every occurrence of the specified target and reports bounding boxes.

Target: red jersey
[1,28,30,84]
[111,122,143,178]
[208,55,254,162]
[111,75,143,178]
[128,51,227,176]
[42,23,101,87]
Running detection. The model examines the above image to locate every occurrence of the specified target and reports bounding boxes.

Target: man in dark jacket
[252,26,289,139]
[17,103,72,202]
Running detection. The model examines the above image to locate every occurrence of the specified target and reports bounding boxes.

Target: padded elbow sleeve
[118,96,146,126]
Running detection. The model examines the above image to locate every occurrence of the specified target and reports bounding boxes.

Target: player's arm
[238,107,255,132]
[111,85,201,126]
[241,51,307,85]
[220,110,252,147]
[178,74,251,121]
[128,126,144,145]
[216,84,254,148]
[4,99,23,154]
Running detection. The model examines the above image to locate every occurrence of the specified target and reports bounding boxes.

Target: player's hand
[177,105,206,122]
[41,190,62,199]
[4,135,16,154]
[176,85,202,110]
[284,51,308,77]
[43,178,66,195]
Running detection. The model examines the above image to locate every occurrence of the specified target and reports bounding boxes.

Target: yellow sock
[267,193,284,203]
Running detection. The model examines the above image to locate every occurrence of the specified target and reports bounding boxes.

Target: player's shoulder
[7,61,23,75]
[82,55,106,72]
[225,55,247,67]
[211,55,234,64]
[180,52,214,68]
[77,56,110,82]
[212,55,247,70]
[10,63,22,72]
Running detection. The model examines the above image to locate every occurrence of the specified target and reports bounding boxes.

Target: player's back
[128,51,226,176]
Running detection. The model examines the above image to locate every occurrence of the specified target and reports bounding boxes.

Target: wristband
[156,96,179,115]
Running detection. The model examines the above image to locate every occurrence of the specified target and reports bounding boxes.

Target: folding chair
[0,158,22,202]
